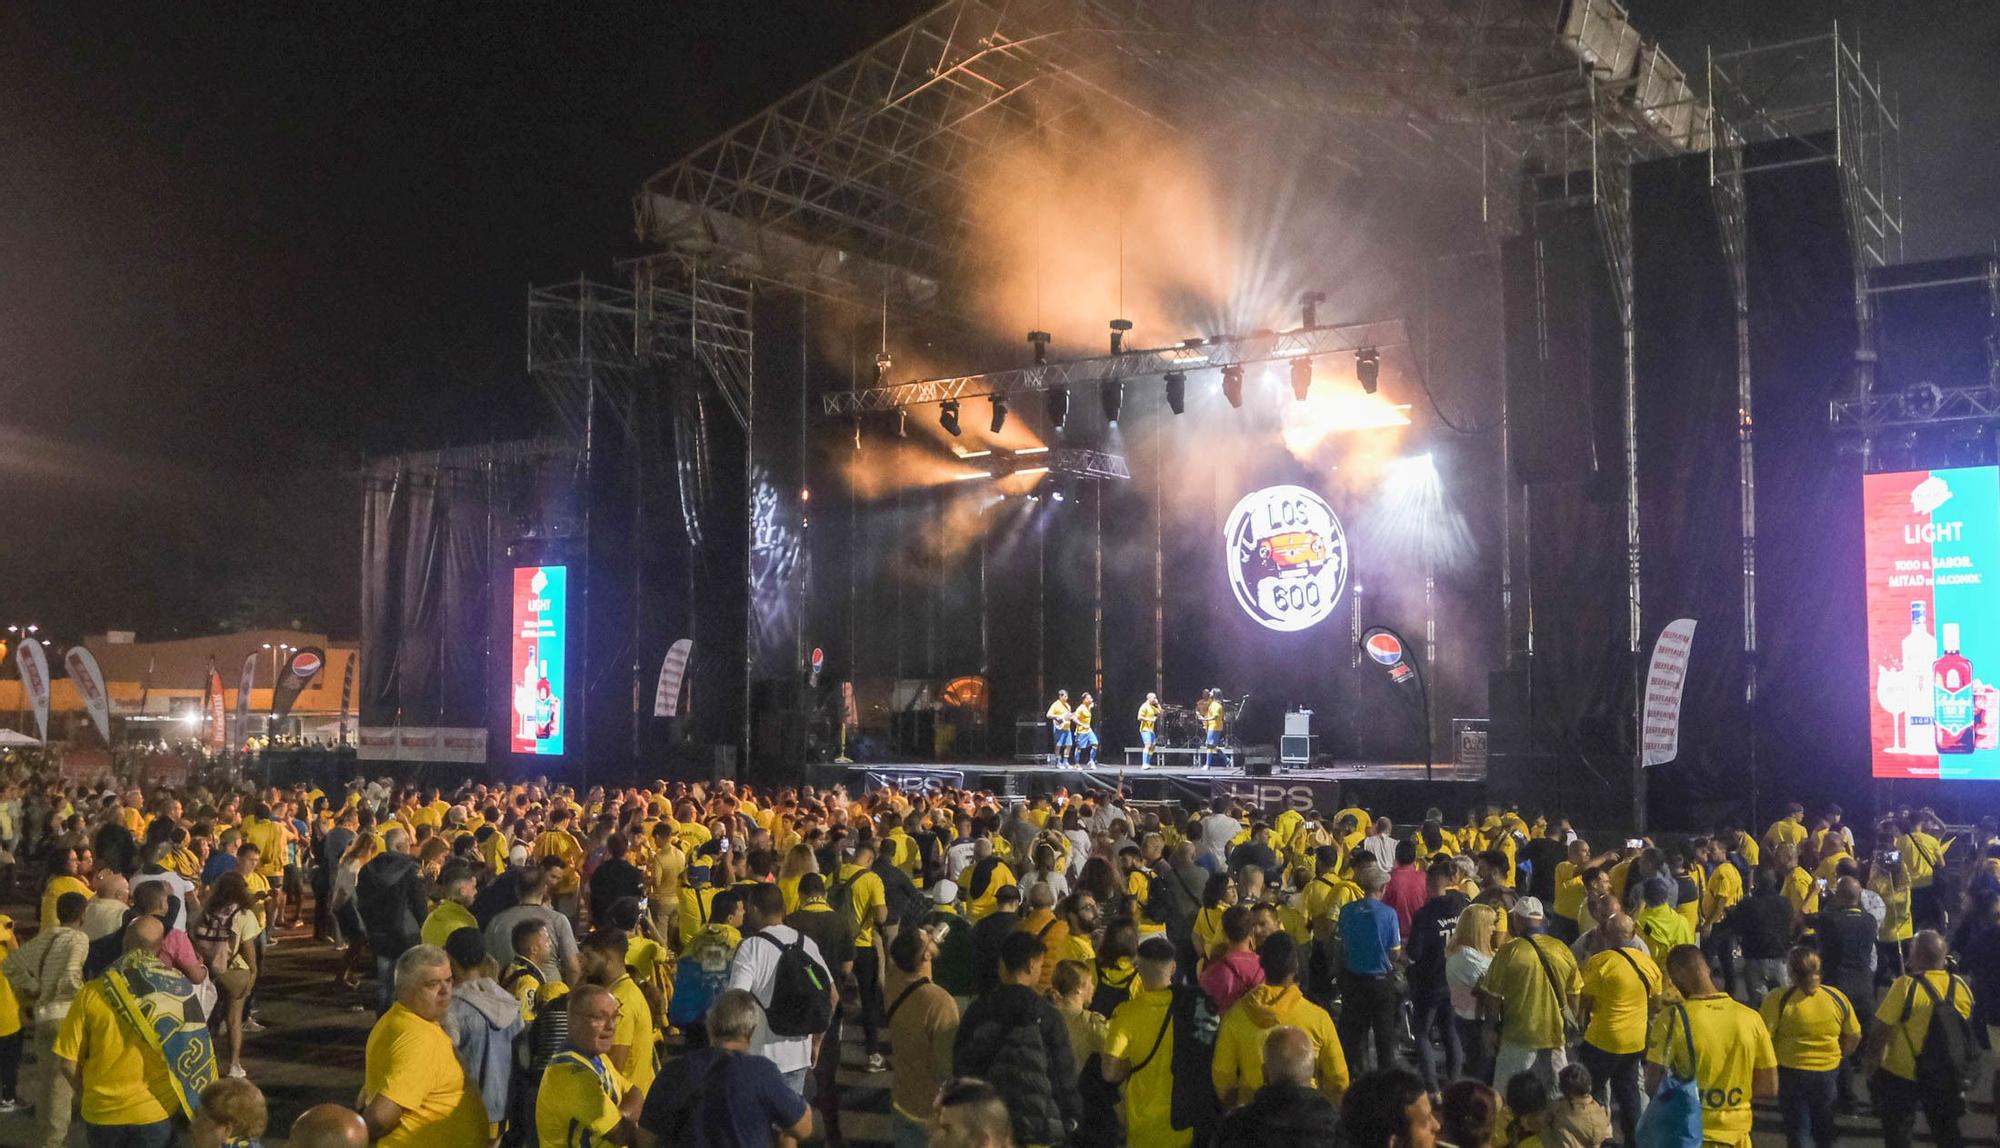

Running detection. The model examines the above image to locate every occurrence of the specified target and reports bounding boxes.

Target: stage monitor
[511,564,568,756]
[1864,466,2000,779]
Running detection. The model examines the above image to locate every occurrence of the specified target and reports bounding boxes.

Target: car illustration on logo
[1257,530,1328,575]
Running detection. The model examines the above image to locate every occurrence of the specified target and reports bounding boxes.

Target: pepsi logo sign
[290,651,323,679]
[1365,632,1404,666]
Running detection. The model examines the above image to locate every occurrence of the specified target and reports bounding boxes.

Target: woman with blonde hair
[777,842,819,913]
[1758,945,1859,1148]
[329,830,381,988]
[1446,901,1500,1083]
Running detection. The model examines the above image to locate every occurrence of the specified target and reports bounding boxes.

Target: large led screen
[511,564,567,756]
[1864,467,1999,779]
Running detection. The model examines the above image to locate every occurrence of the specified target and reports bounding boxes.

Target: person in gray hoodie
[442,927,524,1131]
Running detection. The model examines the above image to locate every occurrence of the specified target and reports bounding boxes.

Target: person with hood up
[357,827,428,1015]
[441,927,523,1140]
[954,930,1082,1146]
[1212,932,1349,1110]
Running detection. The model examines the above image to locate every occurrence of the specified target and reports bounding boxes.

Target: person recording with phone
[1867,833,1914,984]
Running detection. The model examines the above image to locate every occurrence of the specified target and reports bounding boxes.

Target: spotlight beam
[819,318,1411,415]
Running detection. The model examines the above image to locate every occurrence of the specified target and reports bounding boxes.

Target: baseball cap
[931,878,960,904]
[1513,896,1546,920]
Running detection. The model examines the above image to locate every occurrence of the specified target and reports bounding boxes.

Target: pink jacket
[1199,948,1266,1014]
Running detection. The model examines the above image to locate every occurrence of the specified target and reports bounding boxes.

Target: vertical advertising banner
[16,639,50,743]
[236,653,258,744]
[64,647,112,744]
[270,646,325,723]
[510,565,567,755]
[654,638,692,718]
[1864,466,2000,779]
[206,665,228,750]
[1641,619,1698,767]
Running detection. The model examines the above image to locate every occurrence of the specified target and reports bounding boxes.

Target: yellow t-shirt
[1552,860,1586,921]
[53,977,179,1125]
[533,830,584,894]
[677,883,721,949]
[1702,863,1744,928]
[1480,935,1580,1049]
[536,1051,630,1148]
[1073,703,1094,733]
[609,975,659,1099]
[1758,985,1859,1072]
[1105,987,1191,1148]
[1126,869,1164,935]
[244,870,273,930]
[1764,817,1806,851]
[1901,832,1944,888]
[1579,946,1662,1055]
[362,1003,488,1148]
[1047,700,1072,729]
[240,816,285,875]
[965,861,1016,921]
[1201,699,1225,732]
[1137,701,1160,732]
[1779,867,1818,919]
[1869,871,1913,942]
[420,900,478,950]
[1875,971,1973,1081]
[0,914,18,1037]
[1193,905,1227,958]
[1211,983,1349,1105]
[41,875,90,930]
[839,863,888,948]
[1646,994,1776,1148]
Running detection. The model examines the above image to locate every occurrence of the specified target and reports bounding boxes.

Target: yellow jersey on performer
[1137,699,1160,731]
[1073,701,1093,733]
[1200,698,1224,731]
[1047,697,1073,729]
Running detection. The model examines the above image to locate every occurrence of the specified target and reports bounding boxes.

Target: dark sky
[2,2,1993,644]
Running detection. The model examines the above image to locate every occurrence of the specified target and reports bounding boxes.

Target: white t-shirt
[946,840,978,881]
[130,869,197,933]
[1063,830,1093,877]
[1446,947,1493,1020]
[1199,814,1241,867]
[1362,834,1398,872]
[726,924,829,1074]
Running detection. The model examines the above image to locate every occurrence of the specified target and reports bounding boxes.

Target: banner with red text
[16,639,50,743]
[1641,618,1698,767]
[654,638,693,717]
[64,646,111,744]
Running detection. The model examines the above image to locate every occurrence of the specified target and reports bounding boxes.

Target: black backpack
[1167,984,1221,1134]
[1907,974,1980,1094]
[746,929,836,1038]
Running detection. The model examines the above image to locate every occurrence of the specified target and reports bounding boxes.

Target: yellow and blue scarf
[102,950,217,1119]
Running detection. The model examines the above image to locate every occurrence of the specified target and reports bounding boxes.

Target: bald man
[1576,913,1662,1148]
[290,1103,370,1148]
[1212,1025,1341,1144]
[82,871,132,941]
[54,916,187,1147]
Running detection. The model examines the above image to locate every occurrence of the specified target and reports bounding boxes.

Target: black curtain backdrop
[1744,135,1870,820]
[1632,154,1749,827]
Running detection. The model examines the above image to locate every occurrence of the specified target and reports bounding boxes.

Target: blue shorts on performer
[1054,729,1073,750]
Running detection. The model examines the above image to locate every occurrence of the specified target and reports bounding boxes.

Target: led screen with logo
[1223,484,1349,632]
[1864,466,2000,779]
[511,565,567,756]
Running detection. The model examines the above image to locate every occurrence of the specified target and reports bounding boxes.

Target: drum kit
[1154,695,1246,748]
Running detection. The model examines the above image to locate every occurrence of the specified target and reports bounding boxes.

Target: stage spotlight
[1221,364,1244,409]
[851,419,861,451]
[1100,380,1122,425]
[1109,318,1133,355]
[939,399,961,437]
[1291,357,1313,402]
[897,408,908,438]
[989,394,1008,434]
[1164,371,1187,415]
[1355,348,1380,394]
[1047,386,1069,431]
[874,350,893,384]
[1028,330,1051,366]
[1052,489,1066,503]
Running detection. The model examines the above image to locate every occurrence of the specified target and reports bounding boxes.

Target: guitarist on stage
[1198,688,1227,769]
[1073,692,1098,766]
[1136,693,1161,769]
[1047,689,1074,764]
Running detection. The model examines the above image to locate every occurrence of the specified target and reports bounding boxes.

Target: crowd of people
[1,761,1998,1148]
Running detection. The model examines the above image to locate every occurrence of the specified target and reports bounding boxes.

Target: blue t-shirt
[1338,896,1402,975]
[639,1047,807,1147]
[201,850,237,887]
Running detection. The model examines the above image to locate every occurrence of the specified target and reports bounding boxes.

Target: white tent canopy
[0,729,43,747]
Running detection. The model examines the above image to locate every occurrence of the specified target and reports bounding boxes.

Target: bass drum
[1160,706,1202,748]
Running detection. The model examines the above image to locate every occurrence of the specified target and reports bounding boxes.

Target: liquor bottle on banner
[1905,601,1936,740]
[1936,622,1976,754]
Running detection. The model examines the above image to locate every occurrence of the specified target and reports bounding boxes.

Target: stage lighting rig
[897,408,909,437]
[1101,380,1122,425]
[989,394,1008,433]
[1109,318,1133,355]
[1222,364,1244,409]
[1028,330,1051,365]
[1301,290,1325,329]
[1291,357,1313,402]
[874,350,892,383]
[1047,386,1070,431]
[1164,371,1187,415]
[1355,348,1380,394]
[939,399,962,436]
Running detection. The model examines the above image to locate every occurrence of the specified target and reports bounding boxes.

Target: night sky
[2,2,1993,645]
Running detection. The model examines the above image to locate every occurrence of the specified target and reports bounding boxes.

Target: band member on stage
[1073,692,1098,766]
[1199,688,1226,768]
[1136,692,1161,769]
[1047,689,1074,764]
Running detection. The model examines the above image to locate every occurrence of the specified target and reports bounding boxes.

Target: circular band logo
[1223,484,1349,632]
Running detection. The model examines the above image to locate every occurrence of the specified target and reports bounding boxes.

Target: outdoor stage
[813,757,1485,821]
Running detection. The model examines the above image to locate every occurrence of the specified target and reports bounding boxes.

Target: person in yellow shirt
[1700,838,1745,933]
[839,839,891,1073]
[1898,814,1949,929]
[1047,690,1074,765]
[584,932,660,1103]
[1072,692,1100,766]
[1760,947,1860,1148]
[1551,839,1618,943]
[501,919,566,1025]
[1136,692,1162,767]
[532,810,585,917]
[1868,849,1914,957]
[1575,914,1661,1148]
[359,945,488,1147]
[1865,930,1971,1148]
[40,847,91,930]
[1773,845,1818,919]
[1645,944,1777,1148]
[1104,937,1191,1148]
[1764,803,1808,857]
[0,910,19,1111]
[53,924,198,1142]
[1199,689,1228,768]
[1211,933,1349,1107]
[963,840,1017,922]
[1478,899,1578,1086]
[535,984,643,1148]
[419,861,480,950]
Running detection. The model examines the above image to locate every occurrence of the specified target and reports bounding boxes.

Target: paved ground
[1,913,1994,1146]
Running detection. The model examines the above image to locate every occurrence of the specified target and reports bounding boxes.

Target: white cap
[1513,896,1546,920]
[931,879,960,904]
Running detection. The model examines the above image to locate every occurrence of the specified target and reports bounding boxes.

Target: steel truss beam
[963,447,1131,481]
[821,318,1407,415]
[1830,384,2000,436]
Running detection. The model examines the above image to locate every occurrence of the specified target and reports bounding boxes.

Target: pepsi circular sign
[1365,632,1404,666]
[1223,484,1349,632]
[290,651,322,679]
